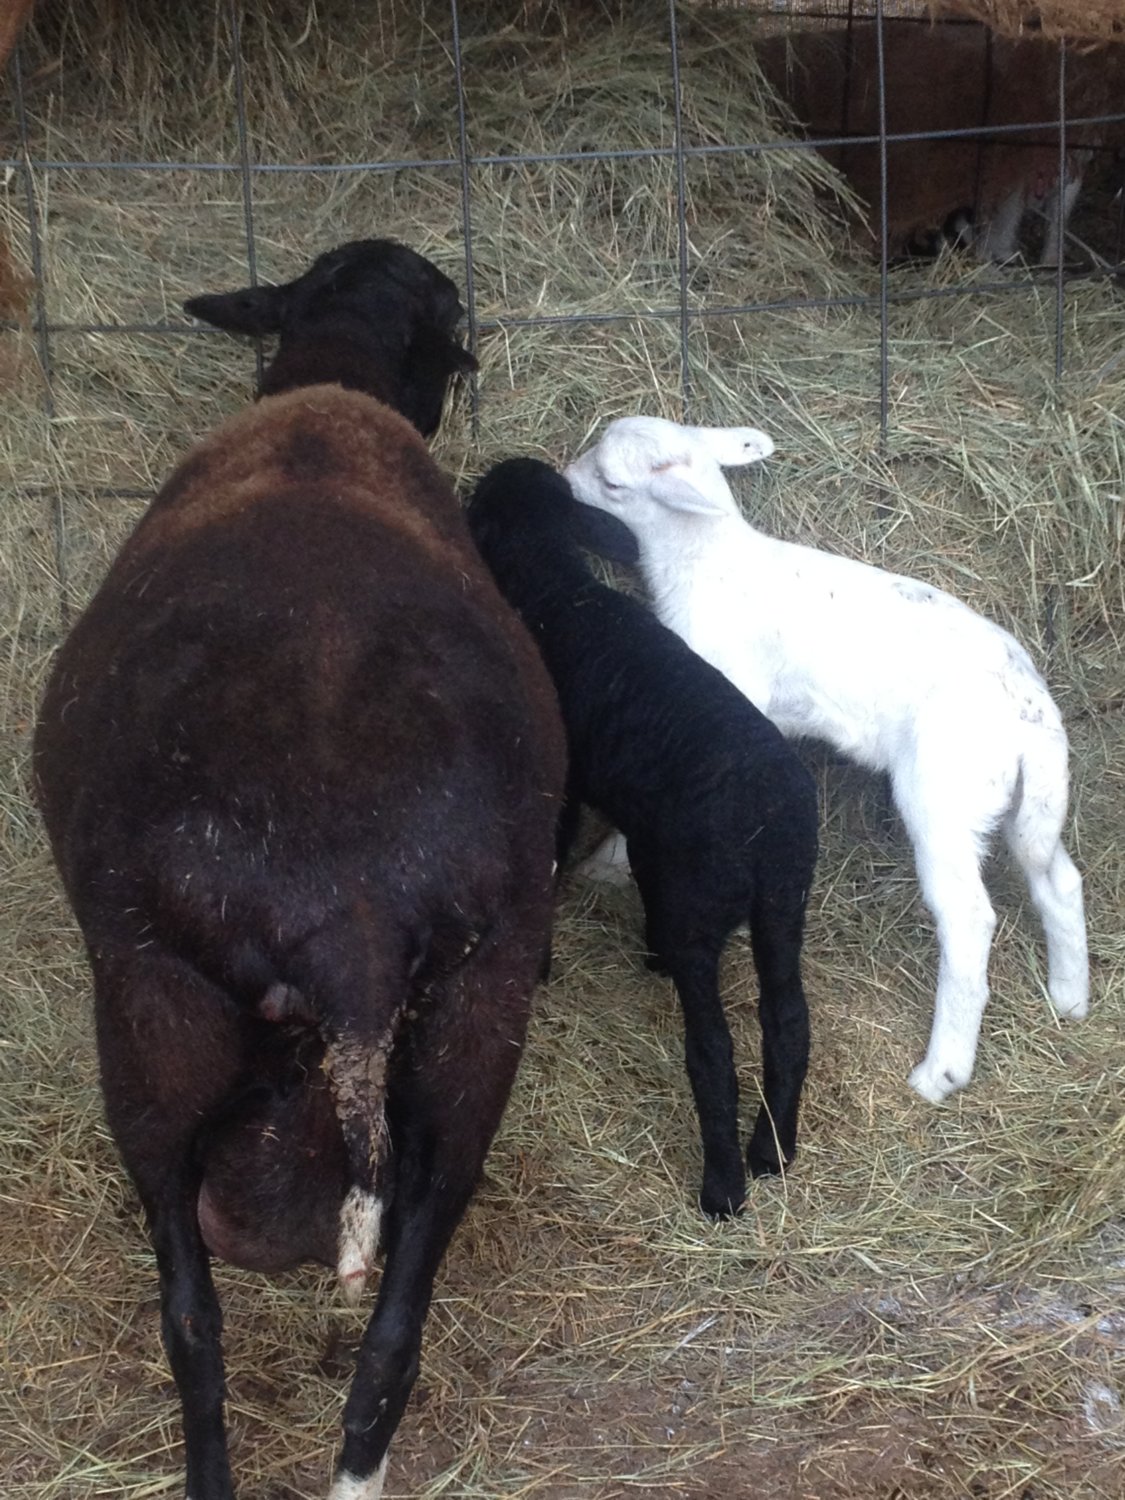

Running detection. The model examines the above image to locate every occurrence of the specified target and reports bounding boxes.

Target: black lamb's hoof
[747,1152,783,1181]
[699,1172,746,1221]
[747,1137,793,1180]
[747,1110,794,1180]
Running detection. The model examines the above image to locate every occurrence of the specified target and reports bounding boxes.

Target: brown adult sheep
[33,239,567,1500]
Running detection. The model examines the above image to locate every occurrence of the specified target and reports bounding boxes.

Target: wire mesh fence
[4,0,1123,467]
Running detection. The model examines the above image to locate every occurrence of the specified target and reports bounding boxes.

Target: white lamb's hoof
[908,1056,972,1105]
[576,831,632,885]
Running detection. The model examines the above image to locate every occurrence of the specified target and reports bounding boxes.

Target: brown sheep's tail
[321,1024,398,1304]
[286,910,414,1304]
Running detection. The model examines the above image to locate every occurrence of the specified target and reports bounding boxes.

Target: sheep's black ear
[425,335,477,381]
[400,330,478,437]
[452,342,480,376]
[569,502,641,565]
[183,283,286,336]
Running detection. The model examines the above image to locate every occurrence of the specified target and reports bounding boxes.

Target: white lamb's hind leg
[1009,837,1089,1021]
[1036,846,1089,1018]
[576,829,632,885]
[1001,727,1089,1020]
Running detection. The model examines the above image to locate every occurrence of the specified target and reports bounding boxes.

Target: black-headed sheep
[33,240,567,1500]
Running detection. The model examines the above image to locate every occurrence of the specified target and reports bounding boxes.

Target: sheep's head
[184,239,477,436]
[467,457,641,566]
[564,416,774,532]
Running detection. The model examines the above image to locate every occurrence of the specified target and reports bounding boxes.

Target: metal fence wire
[4,0,1124,508]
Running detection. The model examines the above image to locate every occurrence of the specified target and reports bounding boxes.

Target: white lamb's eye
[603,479,622,492]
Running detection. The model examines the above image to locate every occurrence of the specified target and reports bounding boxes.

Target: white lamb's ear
[686,425,775,468]
[647,460,732,517]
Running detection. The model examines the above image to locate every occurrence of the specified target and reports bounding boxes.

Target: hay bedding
[2,1,1123,1496]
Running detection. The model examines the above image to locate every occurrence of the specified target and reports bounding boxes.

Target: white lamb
[564,416,1089,1104]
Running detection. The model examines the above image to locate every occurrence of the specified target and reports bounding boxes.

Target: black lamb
[466,456,819,1219]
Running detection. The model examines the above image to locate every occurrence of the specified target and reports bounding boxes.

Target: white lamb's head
[564,416,774,529]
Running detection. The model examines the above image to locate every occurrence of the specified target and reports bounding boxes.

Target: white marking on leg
[327,1456,389,1500]
[1039,171,1082,267]
[978,182,1026,262]
[337,1186,381,1306]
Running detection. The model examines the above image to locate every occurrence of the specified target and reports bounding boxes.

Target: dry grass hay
[2,2,1124,1497]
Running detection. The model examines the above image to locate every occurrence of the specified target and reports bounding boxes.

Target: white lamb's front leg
[908,904,995,1104]
[896,777,998,1104]
[575,829,632,885]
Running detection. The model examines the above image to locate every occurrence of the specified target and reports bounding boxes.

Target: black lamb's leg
[745,891,810,1178]
[665,943,746,1218]
[632,851,745,1217]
